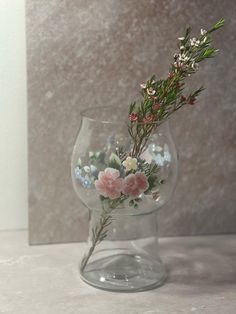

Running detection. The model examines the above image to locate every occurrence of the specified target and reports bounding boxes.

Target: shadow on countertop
[159,235,236,293]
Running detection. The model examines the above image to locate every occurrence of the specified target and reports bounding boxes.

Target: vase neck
[89,210,158,242]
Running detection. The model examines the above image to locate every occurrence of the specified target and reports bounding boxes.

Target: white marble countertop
[0,231,235,314]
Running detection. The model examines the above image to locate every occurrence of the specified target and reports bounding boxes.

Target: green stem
[81,210,112,271]
[81,196,128,272]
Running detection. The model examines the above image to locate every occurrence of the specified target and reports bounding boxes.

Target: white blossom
[147,87,156,95]
[191,61,199,70]
[174,62,178,67]
[190,37,200,47]
[178,37,185,41]
[122,156,138,171]
[179,53,190,62]
[84,166,91,173]
[174,61,184,68]
[201,29,207,36]
[140,83,147,89]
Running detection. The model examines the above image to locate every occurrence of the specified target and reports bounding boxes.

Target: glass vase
[71,106,178,292]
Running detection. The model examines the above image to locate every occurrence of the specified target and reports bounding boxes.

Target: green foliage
[108,153,122,170]
[208,18,225,33]
[145,175,159,193]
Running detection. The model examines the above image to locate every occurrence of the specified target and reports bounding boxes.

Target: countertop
[0,231,235,314]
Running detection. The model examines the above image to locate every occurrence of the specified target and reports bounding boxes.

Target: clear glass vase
[71,106,178,292]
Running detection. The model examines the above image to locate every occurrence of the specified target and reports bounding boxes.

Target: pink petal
[122,174,137,196]
[108,190,121,199]
[95,180,107,197]
[95,168,123,200]
[136,173,149,190]
[129,188,140,198]
[125,174,136,185]
[105,167,120,180]
[122,172,149,197]
[115,178,124,190]
[98,171,105,181]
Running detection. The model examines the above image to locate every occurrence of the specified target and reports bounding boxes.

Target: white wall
[0,0,27,230]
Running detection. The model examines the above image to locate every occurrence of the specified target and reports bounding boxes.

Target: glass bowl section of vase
[71,106,178,215]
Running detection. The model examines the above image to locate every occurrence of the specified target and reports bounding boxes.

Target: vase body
[81,209,166,292]
[71,106,178,292]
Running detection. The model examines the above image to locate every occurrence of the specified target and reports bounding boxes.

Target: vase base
[80,253,167,292]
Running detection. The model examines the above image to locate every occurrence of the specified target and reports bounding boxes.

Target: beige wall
[27,0,236,244]
[0,0,28,230]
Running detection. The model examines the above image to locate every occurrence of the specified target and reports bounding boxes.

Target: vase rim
[80,105,170,126]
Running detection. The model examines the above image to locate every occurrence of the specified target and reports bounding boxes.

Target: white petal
[84,166,90,173]
[147,88,156,95]
[90,165,97,172]
[156,146,163,152]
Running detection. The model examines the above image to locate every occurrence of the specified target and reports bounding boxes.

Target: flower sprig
[128,18,224,157]
[78,19,224,271]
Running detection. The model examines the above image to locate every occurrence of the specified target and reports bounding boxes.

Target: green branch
[128,19,224,158]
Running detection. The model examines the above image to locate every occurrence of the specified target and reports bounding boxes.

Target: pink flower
[129,112,139,122]
[180,95,187,102]
[122,172,149,198]
[95,168,123,200]
[188,96,196,105]
[168,72,174,79]
[143,114,154,123]
[152,103,161,110]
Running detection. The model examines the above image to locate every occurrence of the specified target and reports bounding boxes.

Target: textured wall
[27,0,236,244]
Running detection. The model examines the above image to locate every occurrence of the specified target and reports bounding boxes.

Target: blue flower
[74,166,82,179]
[75,165,92,189]
[82,176,92,189]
